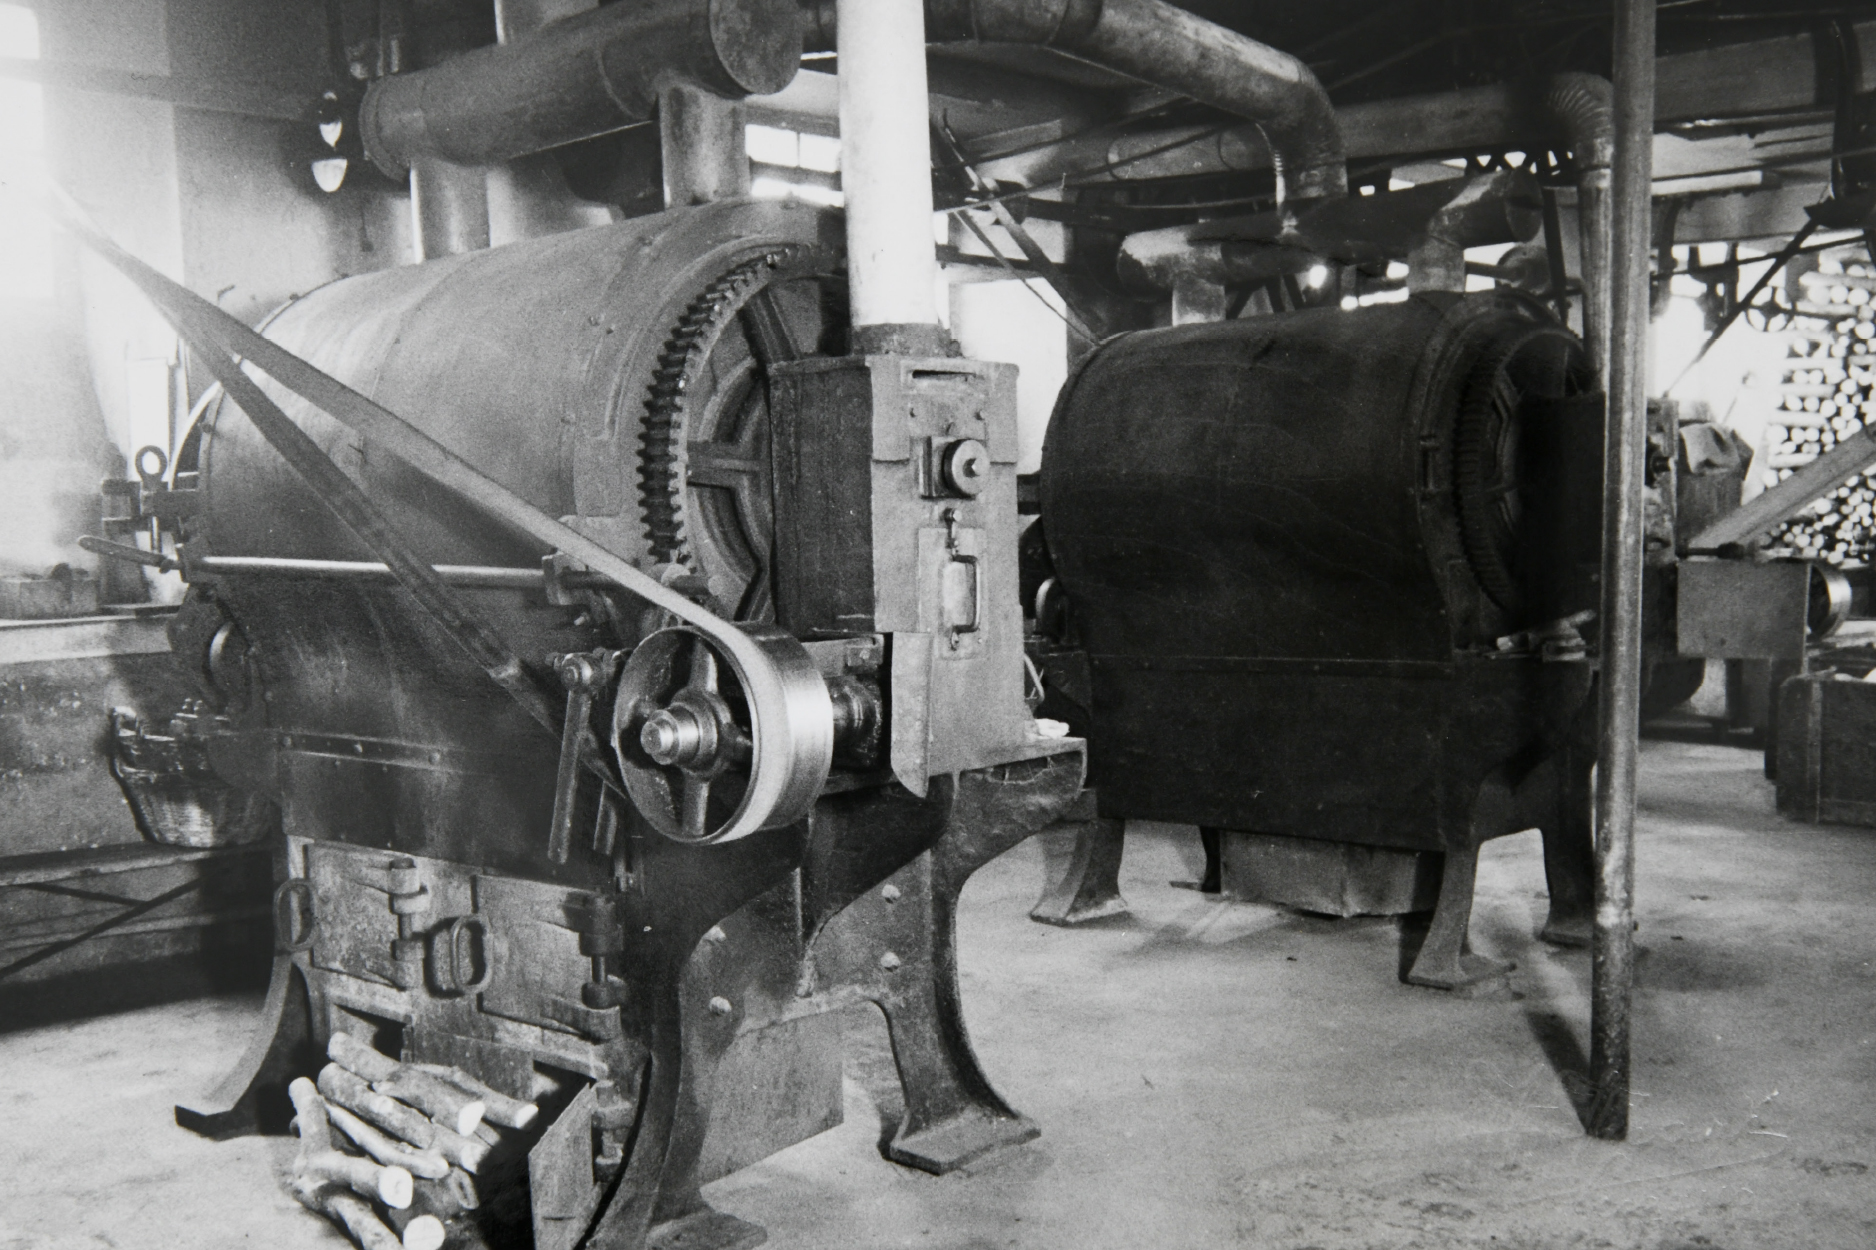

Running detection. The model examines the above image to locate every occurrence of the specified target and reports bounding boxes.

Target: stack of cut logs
[287,1033,539,1250]
[1766,256,1876,564]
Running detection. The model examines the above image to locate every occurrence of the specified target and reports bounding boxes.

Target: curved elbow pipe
[1545,72,1614,173]
[1545,72,1614,383]
[806,0,1346,209]
[360,0,802,175]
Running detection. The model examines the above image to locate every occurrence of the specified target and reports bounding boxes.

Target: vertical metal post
[660,82,752,208]
[837,0,944,353]
[1590,0,1655,1142]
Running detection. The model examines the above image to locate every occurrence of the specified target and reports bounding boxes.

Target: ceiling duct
[358,0,802,176]
[804,0,1347,209]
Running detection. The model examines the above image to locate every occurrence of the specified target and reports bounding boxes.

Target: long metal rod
[1590,0,1656,1144]
[195,556,542,587]
[79,537,570,588]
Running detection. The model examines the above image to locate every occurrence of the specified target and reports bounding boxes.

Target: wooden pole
[1590,0,1656,1142]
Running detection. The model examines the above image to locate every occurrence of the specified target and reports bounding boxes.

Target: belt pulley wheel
[612,624,833,845]
[639,246,845,621]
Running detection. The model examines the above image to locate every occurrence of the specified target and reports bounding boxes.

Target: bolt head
[641,712,684,763]
[878,951,901,972]
[881,884,901,903]
[708,996,733,1016]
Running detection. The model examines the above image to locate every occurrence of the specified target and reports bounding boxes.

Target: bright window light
[797,131,840,174]
[0,4,37,56]
[1304,264,1329,288]
[745,123,799,168]
[751,174,842,208]
[0,3,50,301]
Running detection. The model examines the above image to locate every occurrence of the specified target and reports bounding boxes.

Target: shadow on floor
[0,935,272,1034]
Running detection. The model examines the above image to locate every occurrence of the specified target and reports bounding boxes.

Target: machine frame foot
[1030,803,1128,926]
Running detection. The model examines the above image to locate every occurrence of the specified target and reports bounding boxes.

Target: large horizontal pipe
[360,0,802,175]
[1116,169,1540,294]
[803,0,1345,207]
[985,19,1876,187]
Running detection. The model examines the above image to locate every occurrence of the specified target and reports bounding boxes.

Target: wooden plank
[1691,423,1876,549]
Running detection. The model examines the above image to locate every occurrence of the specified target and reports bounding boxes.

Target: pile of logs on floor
[1768,255,1876,563]
[287,1033,538,1250]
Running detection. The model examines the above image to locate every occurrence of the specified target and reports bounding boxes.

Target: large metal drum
[179,199,842,881]
[1037,291,1601,943]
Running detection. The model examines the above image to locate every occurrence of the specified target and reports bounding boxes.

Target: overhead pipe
[358,0,802,176]
[1546,73,1614,385]
[1115,169,1542,301]
[1589,0,1655,1144]
[982,19,1876,191]
[838,0,945,352]
[804,0,1347,212]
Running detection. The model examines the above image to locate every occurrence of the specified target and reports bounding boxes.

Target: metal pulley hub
[612,625,833,845]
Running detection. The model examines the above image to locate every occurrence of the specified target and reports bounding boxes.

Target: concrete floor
[4,739,1873,1250]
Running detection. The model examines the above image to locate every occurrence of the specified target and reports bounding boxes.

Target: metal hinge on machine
[540,894,627,1040]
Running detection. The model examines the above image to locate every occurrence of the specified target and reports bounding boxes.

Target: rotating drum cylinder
[181,200,842,881]
[1038,290,1600,846]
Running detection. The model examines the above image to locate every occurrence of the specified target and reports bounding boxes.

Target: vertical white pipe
[837,0,939,334]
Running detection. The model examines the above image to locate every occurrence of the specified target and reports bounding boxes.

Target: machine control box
[768,354,1039,792]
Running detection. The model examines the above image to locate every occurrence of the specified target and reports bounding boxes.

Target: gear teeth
[639,246,833,571]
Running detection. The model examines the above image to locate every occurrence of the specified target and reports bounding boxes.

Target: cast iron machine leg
[803,754,1085,1172]
[1539,740,1598,948]
[1029,788,1129,926]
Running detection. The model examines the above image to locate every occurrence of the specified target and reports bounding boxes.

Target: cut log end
[401,1214,446,1250]
[377,1164,414,1211]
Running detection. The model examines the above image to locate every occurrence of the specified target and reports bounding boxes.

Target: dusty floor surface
[2,740,1872,1249]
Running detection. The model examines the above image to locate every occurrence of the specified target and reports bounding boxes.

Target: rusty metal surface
[1218,832,1439,918]
[0,644,196,857]
[1676,559,1810,659]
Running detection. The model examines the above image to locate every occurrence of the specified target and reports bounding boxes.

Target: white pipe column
[837,0,945,354]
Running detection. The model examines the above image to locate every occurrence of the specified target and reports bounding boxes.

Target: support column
[1590,0,1655,1142]
[661,82,750,207]
[410,159,490,260]
[837,0,944,355]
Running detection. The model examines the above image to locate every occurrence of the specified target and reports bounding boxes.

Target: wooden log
[327,1032,400,1082]
[291,1076,416,1215]
[410,1168,479,1217]
[290,1175,403,1250]
[371,1069,485,1137]
[329,1031,486,1136]
[326,1101,451,1180]
[303,1150,414,1210]
[382,1207,447,1250]
[317,1064,437,1149]
[425,1117,490,1174]
[412,1061,540,1129]
[288,1077,331,1160]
